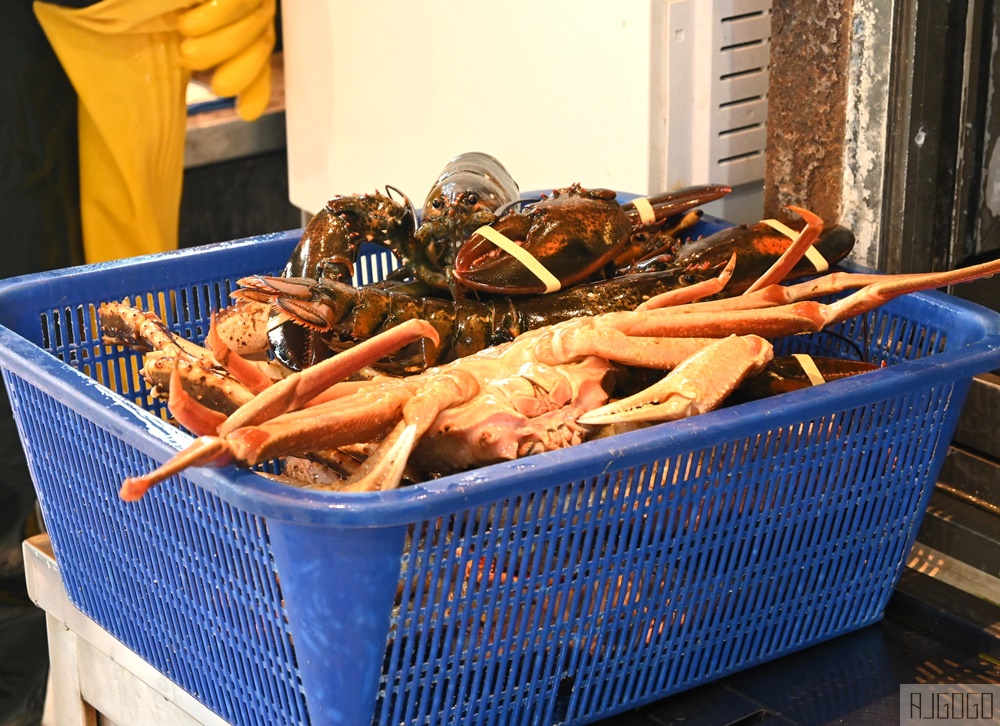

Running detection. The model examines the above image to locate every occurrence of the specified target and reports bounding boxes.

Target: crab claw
[578,335,773,425]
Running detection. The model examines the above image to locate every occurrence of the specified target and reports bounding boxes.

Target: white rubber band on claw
[792,353,827,386]
[632,197,657,225]
[473,225,562,293]
[762,218,829,272]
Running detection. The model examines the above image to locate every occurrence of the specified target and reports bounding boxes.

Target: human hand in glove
[33,0,277,263]
[178,0,276,121]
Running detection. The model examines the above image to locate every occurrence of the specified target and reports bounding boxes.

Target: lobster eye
[465,193,479,206]
[680,273,697,285]
[431,198,443,210]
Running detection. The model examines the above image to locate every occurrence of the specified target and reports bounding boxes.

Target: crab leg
[120,436,234,501]
[338,369,481,492]
[579,335,773,424]
[218,318,438,435]
[223,385,416,465]
[743,206,823,294]
[541,325,718,368]
[120,320,439,499]
[120,375,419,500]
[100,301,209,359]
[167,366,228,436]
[210,299,273,356]
[616,257,1000,339]
[206,311,273,394]
[636,254,737,311]
[756,257,1000,332]
[142,353,257,413]
[822,260,1000,322]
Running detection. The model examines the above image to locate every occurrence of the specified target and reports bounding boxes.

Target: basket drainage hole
[551,676,575,723]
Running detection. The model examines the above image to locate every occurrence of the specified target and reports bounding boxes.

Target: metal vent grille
[710,0,772,186]
[660,0,772,220]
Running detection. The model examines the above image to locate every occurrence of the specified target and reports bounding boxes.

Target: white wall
[282,0,770,223]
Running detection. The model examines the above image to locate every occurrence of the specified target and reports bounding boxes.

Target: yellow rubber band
[632,197,657,225]
[473,225,562,293]
[761,218,829,272]
[803,245,829,272]
[792,353,827,386]
[761,217,798,240]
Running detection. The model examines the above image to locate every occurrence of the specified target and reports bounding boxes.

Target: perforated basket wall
[1,227,998,726]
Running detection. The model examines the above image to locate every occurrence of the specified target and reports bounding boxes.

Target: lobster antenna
[813,328,867,362]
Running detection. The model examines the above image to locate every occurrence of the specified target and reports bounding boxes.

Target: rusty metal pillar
[764,0,853,227]
[765,0,897,269]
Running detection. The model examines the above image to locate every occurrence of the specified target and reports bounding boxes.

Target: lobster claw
[235,275,339,371]
[452,185,631,296]
[451,183,731,296]
[620,184,731,230]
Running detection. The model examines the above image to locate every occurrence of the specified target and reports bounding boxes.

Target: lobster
[272,153,731,368]
[450,183,730,296]
[292,153,519,289]
[273,152,520,369]
[291,164,729,297]
[236,208,856,373]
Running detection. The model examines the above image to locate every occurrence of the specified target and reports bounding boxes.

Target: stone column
[765,0,896,269]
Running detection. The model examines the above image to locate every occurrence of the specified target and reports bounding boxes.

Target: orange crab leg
[206,311,273,394]
[822,260,1000,322]
[120,319,440,500]
[120,436,234,502]
[617,257,1000,339]
[337,369,482,493]
[219,318,439,435]
[743,206,824,294]
[167,366,228,436]
[540,326,718,368]
[223,386,416,466]
[636,253,738,311]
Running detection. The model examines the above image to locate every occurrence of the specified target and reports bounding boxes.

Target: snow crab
[115,245,1000,501]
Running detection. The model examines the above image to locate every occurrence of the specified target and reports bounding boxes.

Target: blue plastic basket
[2,223,999,726]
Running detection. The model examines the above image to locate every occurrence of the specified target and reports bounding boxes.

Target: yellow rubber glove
[34,0,196,264]
[178,0,276,121]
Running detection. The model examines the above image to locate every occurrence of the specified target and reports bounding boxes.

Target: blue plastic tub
[1,222,999,726]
